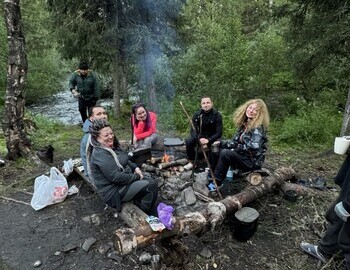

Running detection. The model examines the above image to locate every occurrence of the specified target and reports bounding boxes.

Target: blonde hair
[233,99,270,131]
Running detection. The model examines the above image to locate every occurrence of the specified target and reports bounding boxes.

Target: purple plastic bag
[157,202,174,230]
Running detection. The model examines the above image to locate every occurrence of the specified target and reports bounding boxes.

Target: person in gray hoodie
[80,106,108,178]
[87,119,158,213]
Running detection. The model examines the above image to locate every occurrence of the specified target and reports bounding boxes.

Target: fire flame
[162,152,170,163]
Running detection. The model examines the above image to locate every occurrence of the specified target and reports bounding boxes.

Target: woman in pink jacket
[131,103,158,149]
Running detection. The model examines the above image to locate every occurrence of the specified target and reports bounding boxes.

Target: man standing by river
[69,61,100,123]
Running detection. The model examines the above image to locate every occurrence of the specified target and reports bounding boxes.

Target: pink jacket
[132,111,157,140]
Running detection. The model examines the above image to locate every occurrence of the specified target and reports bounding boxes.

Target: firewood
[119,202,149,228]
[161,171,171,178]
[158,158,188,170]
[150,156,163,165]
[141,164,157,172]
[246,172,262,186]
[115,167,296,255]
[194,191,214,203]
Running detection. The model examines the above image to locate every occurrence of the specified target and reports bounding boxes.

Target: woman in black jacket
[213,99,270,187]
[87,119,158,213]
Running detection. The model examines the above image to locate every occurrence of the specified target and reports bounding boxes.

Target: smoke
[121,0,182,114]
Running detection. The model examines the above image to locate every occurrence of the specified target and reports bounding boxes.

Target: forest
[1,0,350,270]
[1,0,350,158]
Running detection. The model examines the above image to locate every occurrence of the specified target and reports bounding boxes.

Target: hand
[135,167,144,179]
[334,202,349,222]
[72,89,80,98]
[199,138,209,146]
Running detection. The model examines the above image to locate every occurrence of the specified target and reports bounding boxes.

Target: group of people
[184,96,269,189]
[78,103,159,214]
[70,61,349,269]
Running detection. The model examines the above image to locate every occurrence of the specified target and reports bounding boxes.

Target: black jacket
[190,108,223,145]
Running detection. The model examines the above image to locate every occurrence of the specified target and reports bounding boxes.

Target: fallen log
[119,202,149,228]
[158,158,188,170]
[246,172,262,186]
[114,167,296,255]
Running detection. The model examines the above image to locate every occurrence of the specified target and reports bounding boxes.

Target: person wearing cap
[69,61,100,123]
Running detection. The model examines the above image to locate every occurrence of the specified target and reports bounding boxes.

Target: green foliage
[271,106,342,148]
[28,114,80,154]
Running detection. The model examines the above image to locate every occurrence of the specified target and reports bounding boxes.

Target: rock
[177,181,192,191]
[195,172,209,185]
[33,260,42,267]
[91,214,101,226]
[180,171,192,181]
[63,242,78,253]
[200,247,212,258]
[82,237,97,252]
[107,251,123,263]
[192,181,209,197]
[81,216,91,223]
[98,243,111,255]
[182,187,197,206]
[139,252,152,264]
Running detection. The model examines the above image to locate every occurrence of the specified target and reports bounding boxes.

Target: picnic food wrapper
[146,216,166,232]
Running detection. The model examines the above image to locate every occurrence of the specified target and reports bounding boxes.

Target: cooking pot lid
[164,137,184,146]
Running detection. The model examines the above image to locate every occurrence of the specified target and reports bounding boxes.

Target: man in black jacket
[301,154,350,269]
[184,96,223,171]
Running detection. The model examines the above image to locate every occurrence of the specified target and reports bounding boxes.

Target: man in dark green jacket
[69,62,100,123]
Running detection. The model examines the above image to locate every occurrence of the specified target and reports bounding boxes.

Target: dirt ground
[0,147,347,270]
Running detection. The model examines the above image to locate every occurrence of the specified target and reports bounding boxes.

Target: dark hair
[88,106,103,117]
[131,103,151,130]
[89,119,110,139]
[89,119,120,147]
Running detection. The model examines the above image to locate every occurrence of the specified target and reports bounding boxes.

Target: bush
[271,106,342,149]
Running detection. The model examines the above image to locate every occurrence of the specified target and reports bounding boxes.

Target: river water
[27,91,112,125]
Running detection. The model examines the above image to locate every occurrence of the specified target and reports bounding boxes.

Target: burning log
[114,167,295,255]
[158,158,188,170]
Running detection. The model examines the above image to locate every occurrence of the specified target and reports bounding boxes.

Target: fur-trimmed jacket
[87,137,140,211]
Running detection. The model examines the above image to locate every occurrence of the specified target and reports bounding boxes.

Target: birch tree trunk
[3,0,40,164]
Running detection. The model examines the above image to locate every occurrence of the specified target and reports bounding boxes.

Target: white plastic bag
[31,167,68,211]
[62,158,74,176]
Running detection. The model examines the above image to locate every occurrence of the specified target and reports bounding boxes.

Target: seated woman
[131,103,158,149]
[213,99,270,187]
[88,119,158,214]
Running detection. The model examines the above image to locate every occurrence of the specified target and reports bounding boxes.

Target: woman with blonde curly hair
[211,99,270,189]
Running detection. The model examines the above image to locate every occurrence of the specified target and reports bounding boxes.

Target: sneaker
[184,162,193,171]
[300,242,327,263]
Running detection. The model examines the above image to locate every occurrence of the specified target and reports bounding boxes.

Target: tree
[282,0,350,135]
[3,0,40,163]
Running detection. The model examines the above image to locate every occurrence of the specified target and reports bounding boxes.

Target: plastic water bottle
[226,166,234,182]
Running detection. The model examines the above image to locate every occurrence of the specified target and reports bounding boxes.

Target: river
[27,91,112,125]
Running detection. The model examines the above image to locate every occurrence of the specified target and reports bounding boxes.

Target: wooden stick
[179,101,223,200]
[1,196,31,206]
[150,156,163,165]
[194,191,215,202]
